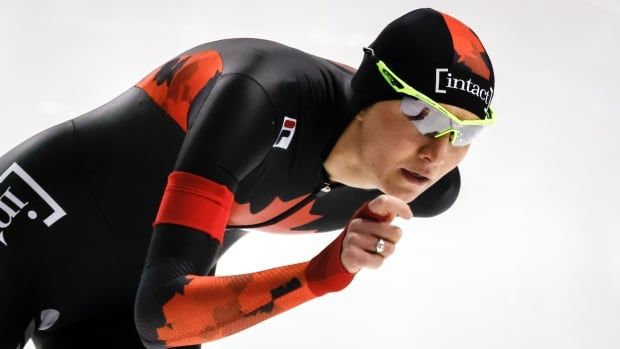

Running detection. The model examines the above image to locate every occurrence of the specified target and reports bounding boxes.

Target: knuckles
[374,194,389,205]
[369,195,390,211]
[343,231,359,247]
[392,227,404,241]
[342,200,406,271]
[347,218,404,243]
[342,248,383,269]
[348,218,365,231]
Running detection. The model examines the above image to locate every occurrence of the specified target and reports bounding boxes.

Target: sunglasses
[363,47,496,146]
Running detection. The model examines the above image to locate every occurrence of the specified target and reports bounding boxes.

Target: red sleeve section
[156,263,315,346]
[154,171,233,242]
[150,201,392,347]
[305,230,352,296]
[305,201,391,296]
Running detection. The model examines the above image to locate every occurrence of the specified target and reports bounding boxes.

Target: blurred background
[1,0,618,348]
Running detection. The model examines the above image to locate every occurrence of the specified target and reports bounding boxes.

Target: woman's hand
[341,195,413,273]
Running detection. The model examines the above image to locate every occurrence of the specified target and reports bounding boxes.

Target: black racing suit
[0,38,460,349]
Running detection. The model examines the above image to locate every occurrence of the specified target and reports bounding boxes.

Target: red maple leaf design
[441,13,491,80]
[136,50,223,132]
[228,195,322,233]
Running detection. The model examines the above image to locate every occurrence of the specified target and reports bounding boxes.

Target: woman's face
[357,100,479,203]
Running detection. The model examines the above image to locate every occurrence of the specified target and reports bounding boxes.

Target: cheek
[443,146,470,173]
[455,146,470,162]
[361,125,414,171]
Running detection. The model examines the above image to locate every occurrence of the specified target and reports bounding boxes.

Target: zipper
[227,181,341,229]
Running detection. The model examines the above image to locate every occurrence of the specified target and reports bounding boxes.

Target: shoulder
[184,38,353,107]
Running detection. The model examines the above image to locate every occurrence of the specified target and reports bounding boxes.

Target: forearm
[156,262,312,347]
[135,231,352,348]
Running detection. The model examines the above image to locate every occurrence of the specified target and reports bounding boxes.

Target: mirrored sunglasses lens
[400,97,450,135]
[452,125,484,146]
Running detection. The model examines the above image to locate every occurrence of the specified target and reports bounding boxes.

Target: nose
[417,133,451,164]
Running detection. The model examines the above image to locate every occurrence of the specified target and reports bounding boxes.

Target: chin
[381,183,424,203]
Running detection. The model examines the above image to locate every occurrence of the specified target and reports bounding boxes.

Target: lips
[401,168,430,185]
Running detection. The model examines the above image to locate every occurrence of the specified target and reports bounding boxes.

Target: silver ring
[375,238,385,254]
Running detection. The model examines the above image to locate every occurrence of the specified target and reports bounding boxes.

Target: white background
[1,0,618,348]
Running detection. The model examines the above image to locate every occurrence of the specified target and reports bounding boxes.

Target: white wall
[1,0,618,348]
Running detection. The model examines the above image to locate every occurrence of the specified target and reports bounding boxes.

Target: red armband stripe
[155,171,233,242]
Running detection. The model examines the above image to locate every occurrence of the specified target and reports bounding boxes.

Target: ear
[355,108,366,122]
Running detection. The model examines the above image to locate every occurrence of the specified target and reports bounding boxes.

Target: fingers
[340,195,412,274]
[341,218,405,273]
[367,195,413,221]
[347,231,395,257]
[348,218,403,245]
[341,244,385,271]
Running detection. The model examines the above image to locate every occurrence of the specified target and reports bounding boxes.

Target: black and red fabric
[155,171,234,242]
[351,8,495,119]
[1,36,463,349]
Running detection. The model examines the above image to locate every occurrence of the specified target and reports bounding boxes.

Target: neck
[323,115,375,189]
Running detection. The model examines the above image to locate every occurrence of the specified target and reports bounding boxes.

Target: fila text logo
[0,162,67,246]
[273,116,297,150]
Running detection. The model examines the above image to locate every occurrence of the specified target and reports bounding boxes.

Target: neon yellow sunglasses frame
[363,47,496,142]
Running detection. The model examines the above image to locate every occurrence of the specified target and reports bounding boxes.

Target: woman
[0,8,496,349]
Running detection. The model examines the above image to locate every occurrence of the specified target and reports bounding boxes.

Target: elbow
[134,274,168,349]
[134,257,205,348]
[134,259,196,349]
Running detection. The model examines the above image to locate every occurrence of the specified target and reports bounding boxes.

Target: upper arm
[174,73,277,190]
[147,72,277,267]
[135,73,277,345]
